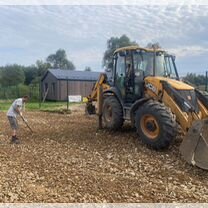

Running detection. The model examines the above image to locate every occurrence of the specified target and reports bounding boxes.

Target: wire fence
[0,84,40,101]
[0,77,207,106]
[0,84,71,112]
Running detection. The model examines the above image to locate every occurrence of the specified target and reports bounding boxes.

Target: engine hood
[145,77,194,91]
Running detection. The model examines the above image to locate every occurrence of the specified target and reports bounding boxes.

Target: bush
[18,84,30,97]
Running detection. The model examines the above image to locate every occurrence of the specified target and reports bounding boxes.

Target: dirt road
[0,105,208,202]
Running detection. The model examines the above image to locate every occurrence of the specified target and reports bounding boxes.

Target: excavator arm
[85,73,110,114]
[162,88,208,169]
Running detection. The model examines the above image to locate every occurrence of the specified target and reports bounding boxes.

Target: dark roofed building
[41,69,101,101]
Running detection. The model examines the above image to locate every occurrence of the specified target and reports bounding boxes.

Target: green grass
[0,100,78,112]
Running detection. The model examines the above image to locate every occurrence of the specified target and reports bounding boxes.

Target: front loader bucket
[180,119,208,170]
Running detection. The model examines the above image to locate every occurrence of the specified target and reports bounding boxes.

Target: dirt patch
[0,105,208,202]
[41,109,72,114]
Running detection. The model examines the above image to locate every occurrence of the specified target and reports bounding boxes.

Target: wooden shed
[41,69,100,101]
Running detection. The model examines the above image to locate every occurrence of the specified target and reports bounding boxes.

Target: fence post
[39,80,41,109]
[29,86,32,100]
[67,78,69,110]
[3,87,6,99]
[16,85,20,97]
[206,71,208,92]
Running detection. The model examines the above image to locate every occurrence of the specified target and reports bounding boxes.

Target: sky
[0,3,208,75]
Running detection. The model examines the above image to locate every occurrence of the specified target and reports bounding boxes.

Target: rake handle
[20,115,34,133]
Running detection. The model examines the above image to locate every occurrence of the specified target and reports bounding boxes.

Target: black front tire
[102,96,123,130]
[135,100,177,150]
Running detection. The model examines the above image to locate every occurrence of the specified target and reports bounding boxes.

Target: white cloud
[70,48,104,71]
[168,45,208,58]
[1,0,208,5]
[0,5,208,74]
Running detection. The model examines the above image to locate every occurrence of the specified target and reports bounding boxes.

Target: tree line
[0,49,75,87]
[0,34,137,88]
[183,73,207,87]
[0,34,206,89]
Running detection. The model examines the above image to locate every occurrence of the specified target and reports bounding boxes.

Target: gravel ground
[0,105,208,203]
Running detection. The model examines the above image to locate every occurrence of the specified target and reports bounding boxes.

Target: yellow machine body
[144,77,208,132]
[86,46,208,170]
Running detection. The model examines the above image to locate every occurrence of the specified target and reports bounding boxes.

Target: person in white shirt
[7,96,29,144]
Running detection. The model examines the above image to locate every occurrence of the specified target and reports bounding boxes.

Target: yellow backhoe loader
[86,46,208,170]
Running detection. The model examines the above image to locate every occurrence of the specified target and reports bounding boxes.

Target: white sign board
[68,95,82,103]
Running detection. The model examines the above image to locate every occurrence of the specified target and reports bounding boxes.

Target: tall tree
[84,66,92,72]
[36,60,51,77]
[183,73,206,86]
[46,49,75,70]
[146,42,162,49]
[23,65,38,85]
[103,34,138,70]
[0,65,25,87]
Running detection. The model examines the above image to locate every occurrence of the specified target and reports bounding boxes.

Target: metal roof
[46,69,101,81]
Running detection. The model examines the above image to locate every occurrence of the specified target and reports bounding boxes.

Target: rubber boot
[11,136,20,144]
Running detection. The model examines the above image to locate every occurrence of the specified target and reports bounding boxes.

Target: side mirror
[136,69,145,78]
[105,68,112,73]
[172,55,176,61]
[103,65,112,73]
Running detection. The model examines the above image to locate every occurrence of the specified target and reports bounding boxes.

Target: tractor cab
[112,46,179,103]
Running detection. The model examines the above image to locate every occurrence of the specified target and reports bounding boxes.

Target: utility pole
[206,71,208,92]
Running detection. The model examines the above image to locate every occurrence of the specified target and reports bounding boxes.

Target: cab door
[114,52,126,99]
[125,51,134,97]
[114,51,135,102]
[132,50,145,99]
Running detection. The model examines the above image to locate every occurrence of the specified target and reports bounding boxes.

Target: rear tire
[102,96,123,130]
[135,100,177,150]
